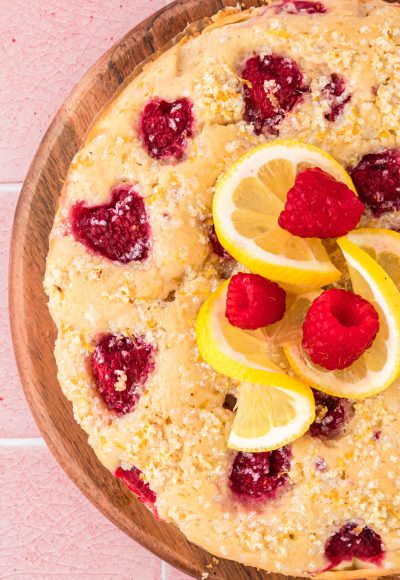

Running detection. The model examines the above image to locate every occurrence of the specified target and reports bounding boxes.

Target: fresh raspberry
[71,184,150,264]
[115,466,157,511]
[310,390,354,439]
[229,447,292,501]
[241,54,307,135]
[91,334,154,415]
[139,97,194,160]
[275,1,327,14]
[278,167,364,238]
[325,523,385,568]
[350,149,400,216]
[302,289,379,371]
[226,273,286,330]
[323,73,351,122]
[208,225,233,260]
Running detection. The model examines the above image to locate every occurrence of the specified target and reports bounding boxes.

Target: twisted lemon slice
[213,140,356,288]
[196,279,315,451]
[285,236,400,399]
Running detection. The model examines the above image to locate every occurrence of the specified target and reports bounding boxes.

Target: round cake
[44,1,400,577]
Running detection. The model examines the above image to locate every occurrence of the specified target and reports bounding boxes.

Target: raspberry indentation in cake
[241,54,307,135]
[350,149,400,216]
[229,447,292,501]
[302,289,380,371]
[323,74,351,122]
[71,184,150,264]
[278,167,364,238]
[139,97,194,160]
[115,466,157,508]
[310,390,354,439]
[226,273,286,330]
[91,334,154,414]
[276,1,327,14]
[209,225,233,260]
[325,523,385,569]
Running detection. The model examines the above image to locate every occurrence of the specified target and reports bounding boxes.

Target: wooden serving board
[8,1,397,579]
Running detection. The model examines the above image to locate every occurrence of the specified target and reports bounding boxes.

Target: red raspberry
[350,149,400,216]
[91,334,154,415]
[71,184,150,264]
[226,273,286,330]
[208,225,232,260]
[241,54,307,135]
[302,289,379,371]
[275,1,326,14]
[229,447,292,501]
[139,97,194,160]
[115,466,157,513]
[278,167,364,238]
[323,73,351,122]
[325,523,385,568]
[309,389,354,439]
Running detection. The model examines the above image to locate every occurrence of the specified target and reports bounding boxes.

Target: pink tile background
[0,1,190,577]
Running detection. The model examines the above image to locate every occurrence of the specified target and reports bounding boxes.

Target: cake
[44,1,400,577]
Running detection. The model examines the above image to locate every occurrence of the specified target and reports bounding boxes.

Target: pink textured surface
[0,191,40,438]
[0,0,170,182]
[0,1,192,577]
[0,447,162,578]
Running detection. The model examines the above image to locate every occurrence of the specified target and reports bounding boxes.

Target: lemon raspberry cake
[44,0,400,577]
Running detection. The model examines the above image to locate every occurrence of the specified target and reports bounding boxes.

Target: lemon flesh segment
[285,238,400,399]
[212,140,355,288]
[228,381,315,452]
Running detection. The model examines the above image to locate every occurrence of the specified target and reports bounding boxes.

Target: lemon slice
[195,278,316,386]
[213,140,355,288]
[346,228,400,290]
[196,279,285,385]
[228,381,315,452]
[285,237,400,399]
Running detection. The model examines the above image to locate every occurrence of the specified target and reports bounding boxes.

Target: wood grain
[8,1,399,579]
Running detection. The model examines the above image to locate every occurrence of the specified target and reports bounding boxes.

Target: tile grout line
[161,560,167,580]
[0,438,45,446]
[0,182,23,194]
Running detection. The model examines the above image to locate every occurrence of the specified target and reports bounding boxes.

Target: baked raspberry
[350,149,400,216]
[278,167,364,238]
[276,1,326,14]
[310,389,354,439]
[139,97,194,160]
[302,289,379,371]
[115,466,156,508]
[209,225,232,260]
[230,447,292,501]
[325,523,385,568]
[241,54,307,135]
[91,334,154,414]
[70,184,150,264]
[226,273,286,330]
[323,73,351,122]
